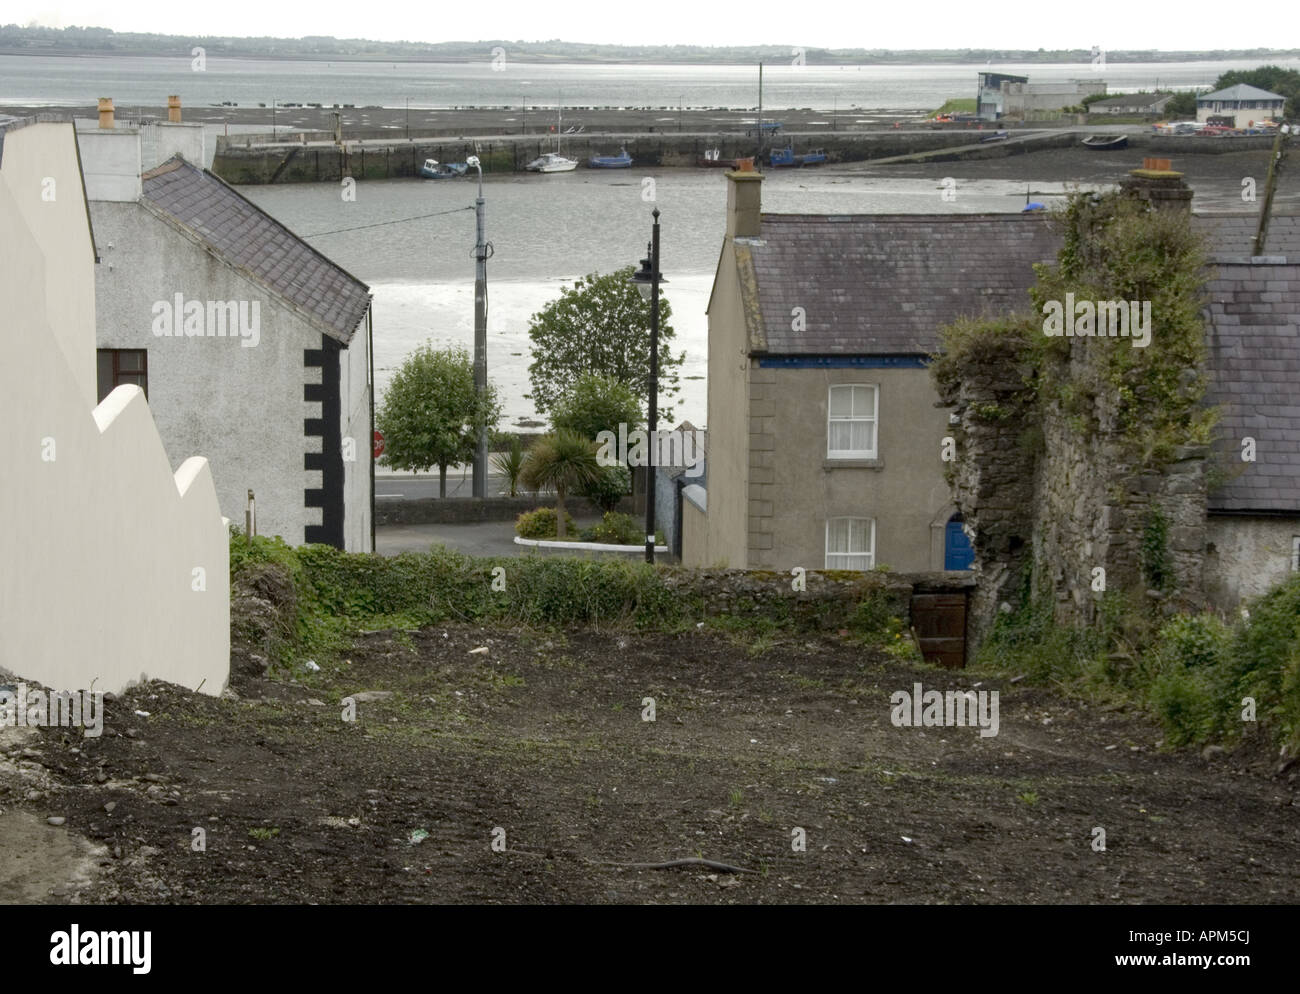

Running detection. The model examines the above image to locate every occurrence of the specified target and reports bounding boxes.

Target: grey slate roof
[747,213,1061,355]
[1204,261,1300,513]
[141,156,371,343]
[1193,213,1300,260]
[1197,83,1285,103]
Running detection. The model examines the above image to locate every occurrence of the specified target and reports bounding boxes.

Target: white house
[1196,83,1286,128]
[79,99,375,551]
[0,114,229,696]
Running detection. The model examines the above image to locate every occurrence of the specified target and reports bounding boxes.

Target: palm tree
[492,435,526,497]
[520,430,601,538]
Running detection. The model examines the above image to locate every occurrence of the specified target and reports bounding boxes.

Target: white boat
[526,99,578,173]
[526,151,578,173]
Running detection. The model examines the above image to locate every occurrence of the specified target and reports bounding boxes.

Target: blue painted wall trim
[756,355,930,369]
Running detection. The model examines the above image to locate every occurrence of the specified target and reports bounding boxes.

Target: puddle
[0,809,104,903]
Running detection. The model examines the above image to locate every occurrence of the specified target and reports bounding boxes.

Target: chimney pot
[97,97,114,129]
[167,95,181,124]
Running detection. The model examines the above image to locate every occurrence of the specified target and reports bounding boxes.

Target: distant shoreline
[3,50,1297,66]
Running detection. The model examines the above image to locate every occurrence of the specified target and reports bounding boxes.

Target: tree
[527,267,683,423]
[553,373,643,510]
[519,430,602,538]
[375,343,501,497]
[1212,65,1300,119]
[1164,90,1199,117]
[552,373,644,440]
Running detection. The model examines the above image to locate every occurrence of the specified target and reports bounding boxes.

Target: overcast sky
[8,0,1287,50]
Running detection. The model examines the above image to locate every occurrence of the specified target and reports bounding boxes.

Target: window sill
[824,458,884,470]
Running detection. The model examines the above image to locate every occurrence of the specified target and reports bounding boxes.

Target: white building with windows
[1195,83,1285,128]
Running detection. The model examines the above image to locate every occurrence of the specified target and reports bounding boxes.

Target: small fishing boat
[979,129,1009,142]
[1081,135,1128,150]
[769,146,827,167]
[697,148,735,168]
[588,148,632,168]
[420,158,469,179]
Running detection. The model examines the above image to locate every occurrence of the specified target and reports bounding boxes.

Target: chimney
[167,95,181,123]
[724,166,764,239]
[97,97,114,129]
[1120,159,1193,211]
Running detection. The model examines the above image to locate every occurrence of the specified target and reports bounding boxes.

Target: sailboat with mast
[526,97,578,173]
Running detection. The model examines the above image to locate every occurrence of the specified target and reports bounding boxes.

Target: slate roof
[1204,261,1300,513]
[140,156,371,343]
[1197,83,1286,104]
[746,213,1062,355]
[1192,213,1300,260]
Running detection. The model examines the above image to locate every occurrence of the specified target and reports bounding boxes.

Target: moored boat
[588,148,632,168]
[526,152,578,173]
[1081,135,1128,150]
[420,158,469,179]
[769,146,827,167]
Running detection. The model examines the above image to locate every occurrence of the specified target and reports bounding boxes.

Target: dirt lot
[3,625,1298,904]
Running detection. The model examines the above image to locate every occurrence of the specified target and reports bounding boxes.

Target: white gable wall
[0,120,229,696]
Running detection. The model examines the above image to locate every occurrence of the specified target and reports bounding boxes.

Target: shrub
[580,465,631,512]
[589,511,641,545]
[516,506,576,539]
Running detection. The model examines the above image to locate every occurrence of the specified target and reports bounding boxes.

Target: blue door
[944,516,974,570]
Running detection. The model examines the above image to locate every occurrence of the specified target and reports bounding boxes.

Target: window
[826,517,875,571]
[827,384,877,459]
[96,349,148,403]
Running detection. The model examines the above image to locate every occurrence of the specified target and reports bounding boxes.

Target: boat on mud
[588,148,632,168]
[420,158,469,179]
[1081,135,1129,150]
[769,146,826,167]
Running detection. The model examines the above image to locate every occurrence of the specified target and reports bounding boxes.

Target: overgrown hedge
[229,533,908,666]
[977,577,1300,751]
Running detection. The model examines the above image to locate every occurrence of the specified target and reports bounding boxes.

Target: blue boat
[769,146,827,168]
[588,148,632,168]
[420,158,469,179]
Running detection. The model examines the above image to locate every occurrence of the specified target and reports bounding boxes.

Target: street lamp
[468,154,491,498]
[628,208,667,564]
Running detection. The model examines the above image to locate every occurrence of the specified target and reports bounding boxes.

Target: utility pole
[757,62,764,164]
[469,156,490,497]
[1253,124,1290,256]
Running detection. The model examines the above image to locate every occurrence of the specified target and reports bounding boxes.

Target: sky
[8,0,1287,51]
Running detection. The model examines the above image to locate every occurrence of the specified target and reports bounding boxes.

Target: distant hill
[2,25,1298,65]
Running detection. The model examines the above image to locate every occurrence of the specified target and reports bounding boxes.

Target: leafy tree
[519,431,602,538]
[1164,90,1199,117]
[527,267,683,423]
[1212,65,1300,119]
[376,343,501,497]
[552,373,645,440]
